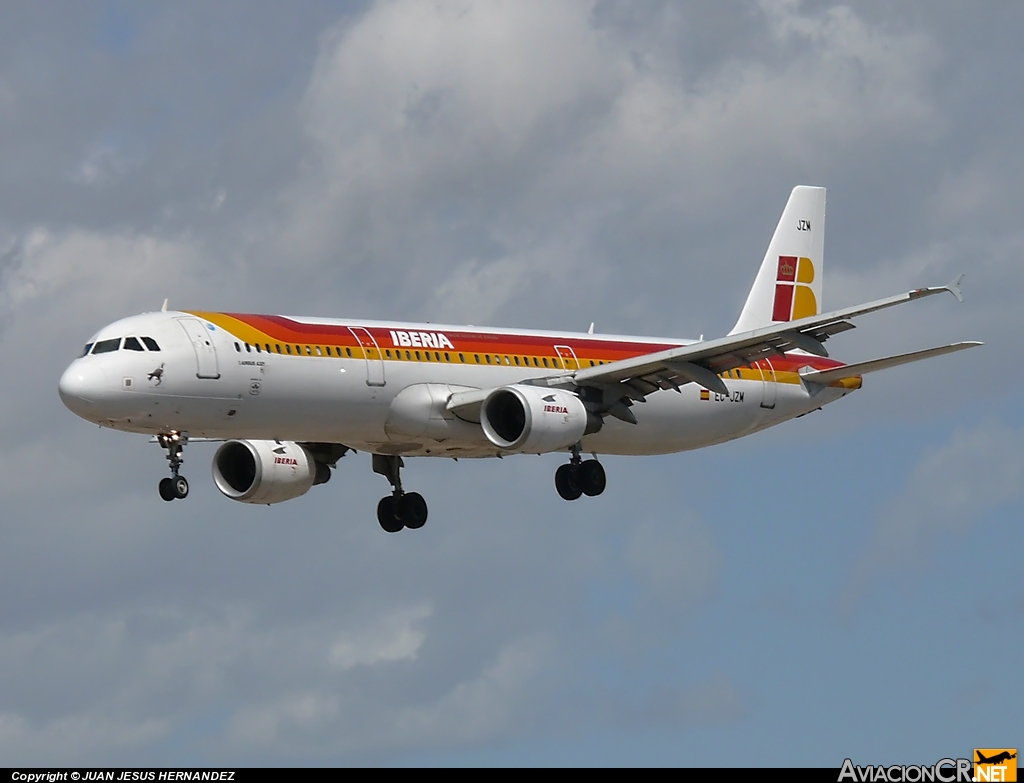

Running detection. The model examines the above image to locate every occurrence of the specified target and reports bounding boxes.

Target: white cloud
[842,419,1024,610]
[329,603,431,670]
[0,227,203,331]
[871,420,1024,557]
[261,0,940,329]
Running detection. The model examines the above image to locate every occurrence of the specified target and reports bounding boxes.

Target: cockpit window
[141,337,160,351]
[80,343,93,357]
[92,338,121,354]
[123,337,145,351]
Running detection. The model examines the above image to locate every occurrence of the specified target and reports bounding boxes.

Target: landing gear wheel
[555,464,583,501]
[399,492,428,529]
[377,496,404,533]
[159,477,176,502]
[173,476,189,499]
[579,460,606,497]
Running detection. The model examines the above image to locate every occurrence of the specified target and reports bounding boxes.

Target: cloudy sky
[1,0,1021,766]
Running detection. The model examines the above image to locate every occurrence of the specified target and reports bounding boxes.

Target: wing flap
[799,342,982,385]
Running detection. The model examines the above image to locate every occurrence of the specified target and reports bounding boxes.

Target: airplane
[976,752,1016,766]
[58,186,981,532]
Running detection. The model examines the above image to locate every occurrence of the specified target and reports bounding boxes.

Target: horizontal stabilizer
[800,342,982,385]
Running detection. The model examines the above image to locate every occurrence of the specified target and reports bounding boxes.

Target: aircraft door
[554,345,580,371]
[348,327,386,387]
[758,358,777,410]
[177,317,221,379]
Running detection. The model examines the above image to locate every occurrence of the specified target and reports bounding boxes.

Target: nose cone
[59,362,107,417]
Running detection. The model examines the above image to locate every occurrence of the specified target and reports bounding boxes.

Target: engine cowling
[212,440,328,504]
[480,385,589,454]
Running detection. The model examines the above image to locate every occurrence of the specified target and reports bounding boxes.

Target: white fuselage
[58,310,852,459]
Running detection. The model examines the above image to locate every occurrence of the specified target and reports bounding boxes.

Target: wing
[447,277,976,424]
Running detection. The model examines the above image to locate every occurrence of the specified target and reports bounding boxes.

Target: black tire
[555,464,583,501]
[159,477,176,502]
[399,492,428,529]
[579,460,606,497]
[377,496,404,533]
[173,476,189,499]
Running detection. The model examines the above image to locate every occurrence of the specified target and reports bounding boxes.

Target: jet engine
[212,440,329,505]
[480,385,595,454]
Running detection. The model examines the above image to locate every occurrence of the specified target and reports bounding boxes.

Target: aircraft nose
[58,362,107,415]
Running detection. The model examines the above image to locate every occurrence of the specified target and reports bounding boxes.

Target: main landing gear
[555,443,606,501]
[157,431,190,501]
[372,454,428,533]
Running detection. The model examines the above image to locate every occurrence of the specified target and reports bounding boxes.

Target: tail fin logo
[772,255,817,321]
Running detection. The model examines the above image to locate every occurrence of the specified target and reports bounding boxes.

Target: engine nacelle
[480,385,589,454]
[212,440,328,505]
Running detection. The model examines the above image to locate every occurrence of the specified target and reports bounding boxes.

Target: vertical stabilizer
[729,186,826,335]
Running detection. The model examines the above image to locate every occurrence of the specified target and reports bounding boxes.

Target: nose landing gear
[555,444,606,501]
[157,431,189,501]
[372,454,428,532]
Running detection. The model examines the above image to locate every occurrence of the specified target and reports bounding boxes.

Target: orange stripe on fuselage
[186,311,853,380]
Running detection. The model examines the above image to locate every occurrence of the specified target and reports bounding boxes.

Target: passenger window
[265,344,271,353]
[316,346,322,356]
[445,352,450,362]
[514,356,520,366]
[346,348,353,358]
[286,345,292,354]
[589,360,595,367]
[424,351,430,361]
[305,346,312,356]
[275,344,281,353]
[235,342,241,352]
[459,353,465,362]
[255,344,261,353]
[533,357,539,367]
[385,349,391,358]
[245,343,252,352]
[485,355,491,364]
[92,338,121,354]
[435,352,441,361]
[542,357,549,367]
[123,337,144,351]
[474,354,480,363]
[80,343,93,357]
[405,351,411,360]
[141,337,161,351]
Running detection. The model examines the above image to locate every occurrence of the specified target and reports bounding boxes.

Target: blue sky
[0,0,1020,766]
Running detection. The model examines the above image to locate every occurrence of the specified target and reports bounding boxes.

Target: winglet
[945,274,965,303]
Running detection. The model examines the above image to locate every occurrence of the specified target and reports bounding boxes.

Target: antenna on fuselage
[588,322,595,334]
[161,298,168,312]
